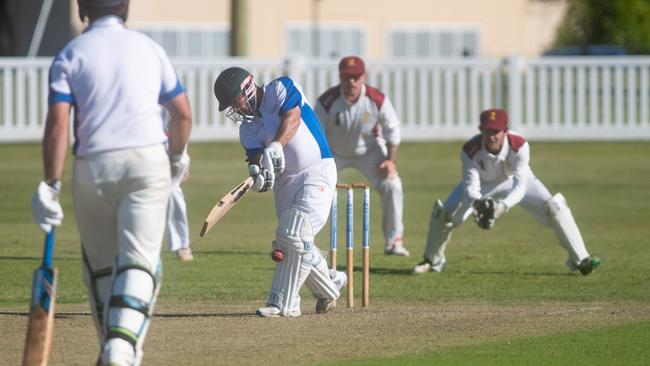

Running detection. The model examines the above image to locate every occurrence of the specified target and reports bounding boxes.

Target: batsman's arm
[273,106,301,146]
[42,103,71,182]
[163,93,192,156]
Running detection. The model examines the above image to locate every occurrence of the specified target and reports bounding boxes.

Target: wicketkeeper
[413,109,601,275]
[213,67,347,317]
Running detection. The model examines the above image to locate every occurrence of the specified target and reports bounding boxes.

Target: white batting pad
[277,208,314,248]
[423,199,453,269]
[545,193,590,266]
[82,261,113,343]
[267,247,309,316]
[303,248,340,301]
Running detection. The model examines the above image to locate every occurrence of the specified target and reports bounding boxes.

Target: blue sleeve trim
[277,77,302,113]
[48,90,74,105]
[245,147,264,161]
[158,79,185,105]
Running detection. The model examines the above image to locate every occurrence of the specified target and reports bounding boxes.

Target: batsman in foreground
[30,0,192,364]
[315,56,410,256]
[213,67,347,317]
[413,109,601,275]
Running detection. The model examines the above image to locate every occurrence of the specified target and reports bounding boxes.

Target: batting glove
[170,151,190,184]
[249,164,275,192]
[262,141,285,174]
[169,152,186,181]
[31,180,63,233]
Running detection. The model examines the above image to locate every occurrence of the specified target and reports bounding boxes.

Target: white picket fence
[1,56,649,142]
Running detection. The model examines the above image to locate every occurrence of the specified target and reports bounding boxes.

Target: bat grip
[43,228,55,268]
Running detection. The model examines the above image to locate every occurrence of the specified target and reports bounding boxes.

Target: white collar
[88,16,125,29]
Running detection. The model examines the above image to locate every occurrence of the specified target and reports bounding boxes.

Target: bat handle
[43,228,55,268]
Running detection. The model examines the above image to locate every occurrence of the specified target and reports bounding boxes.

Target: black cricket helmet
[213,67,257,122]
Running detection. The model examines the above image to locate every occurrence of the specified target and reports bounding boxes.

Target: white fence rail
[1,56,649,143]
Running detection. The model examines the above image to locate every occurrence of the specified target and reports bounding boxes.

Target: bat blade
[200,176,253,238]
[23,230,57,366]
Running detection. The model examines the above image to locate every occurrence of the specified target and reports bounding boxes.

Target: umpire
[30,0,192,364]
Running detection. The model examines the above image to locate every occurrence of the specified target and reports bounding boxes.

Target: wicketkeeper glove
[31,180,64,233]
[249,164,275,192]
[262,141,285,174]
[472,198,507,230]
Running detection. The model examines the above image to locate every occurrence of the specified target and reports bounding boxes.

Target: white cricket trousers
[73,144,170,271]
[274,158,337,233]
[167,150,190,252]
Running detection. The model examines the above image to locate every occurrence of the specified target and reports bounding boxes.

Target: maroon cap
[339,56,365,76]
[480,109,508,130]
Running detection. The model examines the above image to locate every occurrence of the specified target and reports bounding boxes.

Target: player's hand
[169,152,187,181]
[379,160,397,179]
[249,164,275,192]
[32,180,63,233]
[473,198,507,230]
[262,141,285,174]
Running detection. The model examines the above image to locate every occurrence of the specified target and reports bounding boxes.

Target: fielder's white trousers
[333,144,404,245]
[167,150,190,252]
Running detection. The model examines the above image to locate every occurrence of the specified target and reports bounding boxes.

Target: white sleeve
[314,101,328,129]
[48,53,74,104]
[501,142,531,208]
[461,151,482,201]
[151,41,184,103]
[378,97,401,146]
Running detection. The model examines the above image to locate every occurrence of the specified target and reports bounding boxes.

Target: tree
[553,0,650,54]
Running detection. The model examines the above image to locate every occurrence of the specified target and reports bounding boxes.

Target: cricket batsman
[31,0,192,364]
[213,66,347,317]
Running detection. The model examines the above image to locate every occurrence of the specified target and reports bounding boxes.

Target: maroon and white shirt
[461,131,532,208]
[314,84,401,158]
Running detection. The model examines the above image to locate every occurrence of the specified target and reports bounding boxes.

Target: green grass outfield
[1,141,650,365]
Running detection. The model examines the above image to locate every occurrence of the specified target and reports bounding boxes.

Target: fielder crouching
[413,109,601,275]
[213,67,347,317]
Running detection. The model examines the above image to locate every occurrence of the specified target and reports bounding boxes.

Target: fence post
[282,57,306,86]
[507,54,523,131]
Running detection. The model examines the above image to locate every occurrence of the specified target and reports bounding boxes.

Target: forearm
[501,173,528,208]
[165,93,192,155]
[42,104,70,181]
[386,143,398,162]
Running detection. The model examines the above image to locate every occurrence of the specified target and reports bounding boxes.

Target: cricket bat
[23,228,57,366]
[200,176,254,238]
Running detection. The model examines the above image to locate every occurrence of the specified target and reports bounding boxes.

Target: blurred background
[1,0,649,142]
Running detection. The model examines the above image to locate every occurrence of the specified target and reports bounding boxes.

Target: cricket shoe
[329,269,348,290]
[385,238,410,256]
[577,256,601,276]
[316,270,348,314]
[98,338,135,366]
[412,259,446,274]
[175,247,194,261]
[256,306,301,318]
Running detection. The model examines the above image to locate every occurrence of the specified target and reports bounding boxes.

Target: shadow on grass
[0,256,79,261]
[0,311,257,318]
